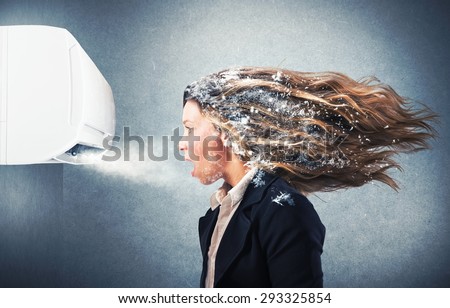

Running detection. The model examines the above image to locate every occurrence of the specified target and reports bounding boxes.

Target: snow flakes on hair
[183,67,437,194]
[184,68,349,171]
[183,70,241,107]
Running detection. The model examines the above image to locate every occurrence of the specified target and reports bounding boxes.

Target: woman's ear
[211,124,229,147]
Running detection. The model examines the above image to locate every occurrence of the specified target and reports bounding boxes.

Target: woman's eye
[186,127,193,134]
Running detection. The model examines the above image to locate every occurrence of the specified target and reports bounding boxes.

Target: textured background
[0,0,449,287]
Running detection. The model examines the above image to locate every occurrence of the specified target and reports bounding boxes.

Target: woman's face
[179,100,227,185]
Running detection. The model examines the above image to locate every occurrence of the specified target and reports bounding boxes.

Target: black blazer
[198,171,326,288]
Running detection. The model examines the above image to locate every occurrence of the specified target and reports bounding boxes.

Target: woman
[179,67,436,287]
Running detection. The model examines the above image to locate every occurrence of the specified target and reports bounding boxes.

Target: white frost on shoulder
[251,169,266,188]
[272,191,295,206]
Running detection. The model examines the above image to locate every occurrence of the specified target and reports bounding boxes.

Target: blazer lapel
[198,207,219,287]
[213,171,277,286]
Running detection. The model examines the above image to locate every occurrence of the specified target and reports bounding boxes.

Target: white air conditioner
[0,25,115,164]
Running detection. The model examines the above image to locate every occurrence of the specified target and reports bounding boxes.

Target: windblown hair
[183,67,437,194]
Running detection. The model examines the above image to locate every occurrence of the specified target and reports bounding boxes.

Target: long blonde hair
[183,67,437,194]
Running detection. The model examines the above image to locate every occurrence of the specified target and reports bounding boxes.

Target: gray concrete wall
[0,165,63,287]
[0,0,449,287]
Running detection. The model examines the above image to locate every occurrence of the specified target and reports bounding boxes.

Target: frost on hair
[183,66,437,194]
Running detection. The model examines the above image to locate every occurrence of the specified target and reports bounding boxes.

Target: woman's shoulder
[246,170,316,215]
[247,170,325,235]
[248,170,310,203]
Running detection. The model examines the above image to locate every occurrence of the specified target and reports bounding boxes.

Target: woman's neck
[222,154,250,187]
